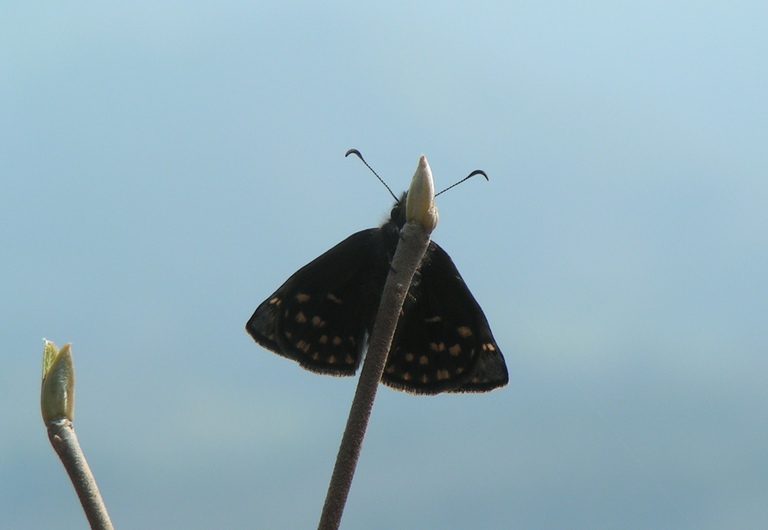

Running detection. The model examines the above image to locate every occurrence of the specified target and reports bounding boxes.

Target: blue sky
[2,2,767,528]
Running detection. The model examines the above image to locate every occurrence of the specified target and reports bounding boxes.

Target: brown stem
[317,221,430,530]
[47,419,114,530]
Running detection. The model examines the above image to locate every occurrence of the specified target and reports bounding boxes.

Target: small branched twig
[318,156,437,530]
[41,340,114,530]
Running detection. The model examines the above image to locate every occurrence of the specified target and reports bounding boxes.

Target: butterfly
[246,169,508,395]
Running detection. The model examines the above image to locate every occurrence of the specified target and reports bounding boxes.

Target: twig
[46,419,114,530]
[41,341,114,530]
[318,156,436,530]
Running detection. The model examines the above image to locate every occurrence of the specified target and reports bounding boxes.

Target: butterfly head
[391,192,408,224]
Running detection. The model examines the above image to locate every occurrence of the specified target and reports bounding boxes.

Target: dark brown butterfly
[246,185,508,395]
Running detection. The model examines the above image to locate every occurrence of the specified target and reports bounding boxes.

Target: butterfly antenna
[435,169,489,197]
[345,148,399,202]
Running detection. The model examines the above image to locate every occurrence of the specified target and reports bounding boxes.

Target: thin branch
[41,341,113,530]
[318,219,431,530]
[46,419,114,530]
[317,155,436,529]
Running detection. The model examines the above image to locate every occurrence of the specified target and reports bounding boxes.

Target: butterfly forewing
[382,242,508,394]
[246,229,390,375]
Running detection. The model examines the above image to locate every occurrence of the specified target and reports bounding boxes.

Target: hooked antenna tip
[468,169,489,181]
[345,148,363,159]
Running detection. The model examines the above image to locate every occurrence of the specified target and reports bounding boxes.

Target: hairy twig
[46,419,114,530]
[41,341,113,530]
[318,156,436,530]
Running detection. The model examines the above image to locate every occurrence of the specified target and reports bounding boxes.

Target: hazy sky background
[2,2,767,528]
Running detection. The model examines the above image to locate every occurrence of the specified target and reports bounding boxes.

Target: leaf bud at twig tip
[405,155,438,232]
[41,341,75,423]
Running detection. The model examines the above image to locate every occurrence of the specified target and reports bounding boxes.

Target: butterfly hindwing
[246,228,391,375]
[382,242,509,394]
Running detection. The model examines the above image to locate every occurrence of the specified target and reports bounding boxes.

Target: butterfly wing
[246,228,390,376]
[382,241,509,394]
